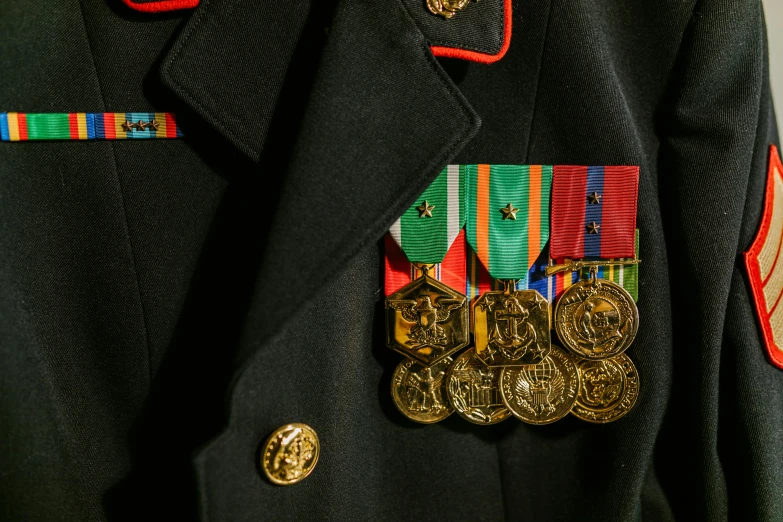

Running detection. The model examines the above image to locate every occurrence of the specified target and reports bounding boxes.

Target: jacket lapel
[162,0,481,364]
[160,0,312,160]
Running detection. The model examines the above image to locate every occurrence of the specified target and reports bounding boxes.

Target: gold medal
[385,266,470,366]
[391,356,454,424]
[446,347,512,425]
[499,345,580,425]
[554,267,639,360]
[473,281,551,367]
[571,353,639,423]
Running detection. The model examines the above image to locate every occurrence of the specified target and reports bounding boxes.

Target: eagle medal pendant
[571,353,639,424]
[391,356,454,424]
[473,284,551,367]
[385,270,469,366]
[446,347,512,425]
[554,272,639,360]
[499,345,580,425]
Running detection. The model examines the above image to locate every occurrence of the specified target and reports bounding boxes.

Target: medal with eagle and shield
[499,345,580,425]
[384,166,469,422]
[465,165,555,367]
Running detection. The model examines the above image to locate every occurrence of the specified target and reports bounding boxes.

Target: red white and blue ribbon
[550,165,638,259]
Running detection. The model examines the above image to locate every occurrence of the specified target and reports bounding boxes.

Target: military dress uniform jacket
[0,0,780,520]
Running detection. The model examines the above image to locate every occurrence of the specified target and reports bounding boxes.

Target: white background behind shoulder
[765,0,782,114]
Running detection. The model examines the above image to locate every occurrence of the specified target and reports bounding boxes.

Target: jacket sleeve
[657,0,781,518]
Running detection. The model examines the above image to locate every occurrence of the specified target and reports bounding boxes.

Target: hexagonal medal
[473,289,551,367]
[385,274,469,366]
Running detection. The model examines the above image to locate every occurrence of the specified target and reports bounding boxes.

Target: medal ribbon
[467,229,639,302]
[389,165,466,264]
[0,112,183,141]
[550,165,638,259]
[465,164,553,282]
[384,231,467,296]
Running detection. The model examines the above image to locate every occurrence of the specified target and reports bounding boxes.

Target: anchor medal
[473,281,551,367]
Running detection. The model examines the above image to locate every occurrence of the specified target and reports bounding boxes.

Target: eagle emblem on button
[261,423,320,486]
[426,0,476,19]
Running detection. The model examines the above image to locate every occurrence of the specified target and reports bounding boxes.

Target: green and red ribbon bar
[0,112,183,141]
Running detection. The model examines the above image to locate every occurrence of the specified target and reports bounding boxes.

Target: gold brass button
[261,423,319,486]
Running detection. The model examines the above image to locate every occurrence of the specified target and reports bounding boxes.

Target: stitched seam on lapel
[523,0,554,162]
[232,28,480,371]
[76,0,154,387]
[161,0,265,158]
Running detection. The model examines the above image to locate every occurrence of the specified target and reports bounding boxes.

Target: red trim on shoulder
[429,0,512,64]
[121,0,199,13]
[744,145,783,369]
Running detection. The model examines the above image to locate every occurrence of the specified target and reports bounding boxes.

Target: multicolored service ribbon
[551,229,640,301]
[388,229,639,303]
[465,164,553,282]
[389,165,466,264]
[0,112,183,141]
[550,165,638,259]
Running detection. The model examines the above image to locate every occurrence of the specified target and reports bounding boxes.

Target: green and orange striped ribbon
[465,164,553,282]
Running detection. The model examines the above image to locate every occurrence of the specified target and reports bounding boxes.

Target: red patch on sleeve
[744,145,783,369]
[429,0,512,64]
[121,0,199,13]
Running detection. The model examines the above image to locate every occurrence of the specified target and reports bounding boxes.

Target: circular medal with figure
[499,345,580,425]
[261,423,320,486]
[446,347,512,425]
[554,276,639,360]
[391,357,454,424]
[571,353,639,423]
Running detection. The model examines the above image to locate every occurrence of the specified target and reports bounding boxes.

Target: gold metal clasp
[500,279,518,295]
[413,263,437,277]
[545,259,641,277]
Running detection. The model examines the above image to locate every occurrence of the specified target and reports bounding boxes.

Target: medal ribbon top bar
[385,165,640,303]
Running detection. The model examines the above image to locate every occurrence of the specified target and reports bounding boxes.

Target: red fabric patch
[429,0,512,64]
[121,0,199,13]
[550,165,639,259]
[745,145,783,369]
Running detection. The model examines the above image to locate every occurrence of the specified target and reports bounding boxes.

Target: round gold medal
[391,356,454,424]
[446,347,512,425]
[571,353,639,423]
[554,276,639,360]
[499,345,580,425]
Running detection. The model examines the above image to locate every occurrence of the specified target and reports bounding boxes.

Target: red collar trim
[429,0,512,64]
[121,0,199,13]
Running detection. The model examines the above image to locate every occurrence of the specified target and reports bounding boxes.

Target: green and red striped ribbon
[389,165,466,264]
[465,164,553,282]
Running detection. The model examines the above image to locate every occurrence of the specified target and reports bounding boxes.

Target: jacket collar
[160,0,481,363]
